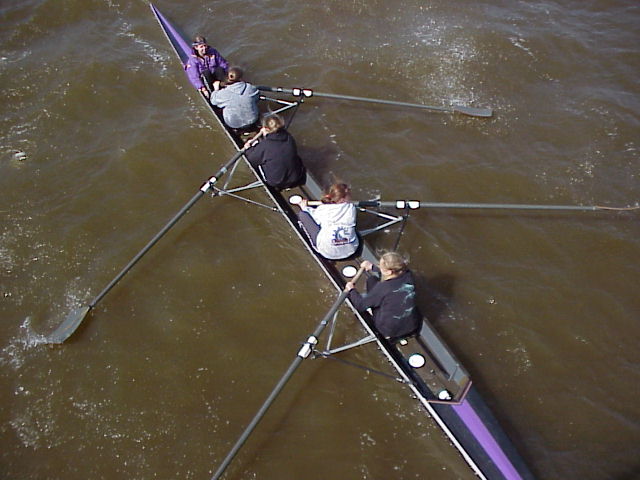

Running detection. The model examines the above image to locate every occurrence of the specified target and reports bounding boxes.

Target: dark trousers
[201,67,226,91]
[297,211,320,247]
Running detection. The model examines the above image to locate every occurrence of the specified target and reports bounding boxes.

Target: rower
[294,183,360,261]
[345,253,422,343]
[243,114,307,190]
[209,66,260,136]
[185,35,228,98]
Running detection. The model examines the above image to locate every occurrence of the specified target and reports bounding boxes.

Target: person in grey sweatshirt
[209,66,260,130]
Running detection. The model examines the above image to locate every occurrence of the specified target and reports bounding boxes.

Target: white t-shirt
[302,202,359,260]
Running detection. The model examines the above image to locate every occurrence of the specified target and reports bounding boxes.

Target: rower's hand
[243,138,259,150]
[212,80,221,91]
[344,282,355,292]
[299,198,308,208]
[360,260,373,271]
[200,88,210,98]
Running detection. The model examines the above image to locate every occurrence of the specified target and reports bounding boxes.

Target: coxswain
[185,35,228,98]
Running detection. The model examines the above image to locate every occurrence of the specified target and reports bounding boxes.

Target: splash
[509,36,537,60]
[117,21,171,73]
[8,373,62,450]
[0,317,49,370]
[504,338,533,375]
[411,21,481,107]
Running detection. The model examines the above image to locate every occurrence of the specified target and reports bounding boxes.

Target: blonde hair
[380,252,408,275]
[261,114,285,133]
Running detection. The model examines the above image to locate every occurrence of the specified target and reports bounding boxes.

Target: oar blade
[453,105,494,118]
[47,305,91,344]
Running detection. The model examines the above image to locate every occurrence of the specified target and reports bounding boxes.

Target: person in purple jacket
[345,252,422,341]
[185,35,228,98]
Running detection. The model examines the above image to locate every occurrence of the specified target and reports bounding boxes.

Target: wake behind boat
[150,4,535,479]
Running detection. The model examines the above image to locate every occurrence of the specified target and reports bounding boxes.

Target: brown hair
[192,35,207,46]
[322,183,351,204]
[380,252,408,275]
[225,66,244,85]
[261,114,285,133]
[191,36,207,57]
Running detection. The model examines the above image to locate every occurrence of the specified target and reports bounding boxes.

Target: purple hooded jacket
[185,46,229,90]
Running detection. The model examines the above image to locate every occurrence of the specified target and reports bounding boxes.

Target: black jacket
[348,268,422,339]
[245,129,306,190]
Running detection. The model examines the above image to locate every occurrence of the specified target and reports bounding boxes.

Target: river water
[1,1,638,479]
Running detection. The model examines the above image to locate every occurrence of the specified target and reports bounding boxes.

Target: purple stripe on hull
[151,4,192,60]
[452,400,522,480]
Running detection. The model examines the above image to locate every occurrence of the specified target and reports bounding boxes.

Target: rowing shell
[151,5,534,479]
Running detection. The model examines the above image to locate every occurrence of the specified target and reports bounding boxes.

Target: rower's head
[192,36,208,56]
[261,114,285,134]
[225,66,244,84]
[379,252,408,277]
[323,183,351,204]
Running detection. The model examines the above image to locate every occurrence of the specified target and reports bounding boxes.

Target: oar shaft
[357,200,611,212]
[211,356,302,480]
[87,145,254,309]
[416,202,597,212]
[86,132,267,308]
[257,86,493,117]
[88,189,205,308]
[211,267,365,480]
[258,86,447,111]
[317,90,449,112]
[47,133,263,343]
[299,199,607,212]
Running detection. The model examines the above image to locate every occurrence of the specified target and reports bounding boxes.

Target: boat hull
[150,5,534,479]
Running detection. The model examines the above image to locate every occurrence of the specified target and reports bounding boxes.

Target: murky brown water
[2,1,639,479]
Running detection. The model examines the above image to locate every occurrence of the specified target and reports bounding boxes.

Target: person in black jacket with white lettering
[345,252,422,341]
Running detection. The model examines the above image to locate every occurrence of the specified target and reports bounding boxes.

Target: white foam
[117,21,171,75]
[0,317,48,370]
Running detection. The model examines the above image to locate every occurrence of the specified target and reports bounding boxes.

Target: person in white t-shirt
[296,183,359,260]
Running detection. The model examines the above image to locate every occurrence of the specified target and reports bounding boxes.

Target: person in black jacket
[243,114,306,190]
[345,252,422,341]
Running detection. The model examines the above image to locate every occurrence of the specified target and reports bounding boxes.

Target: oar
[210,266,366,480]
[257,85,493,118]
[46,132,263,344]
[288,195,638,212]
[355,200,639,212]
